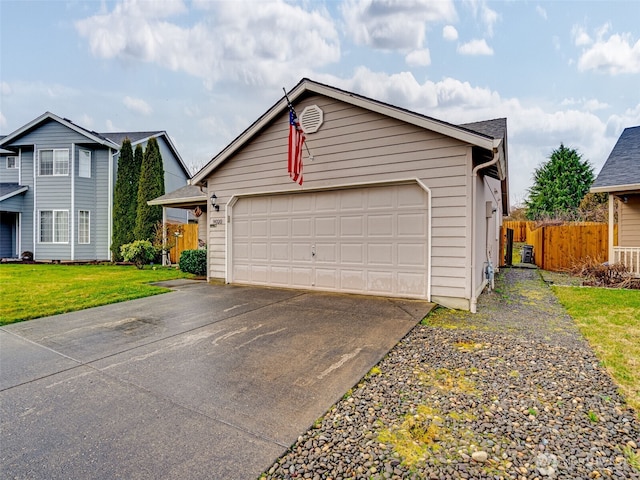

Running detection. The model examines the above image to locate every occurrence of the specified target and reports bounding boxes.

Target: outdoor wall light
[210,193,220,211]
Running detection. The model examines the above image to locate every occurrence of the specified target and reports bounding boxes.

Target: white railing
[613,247,640,277]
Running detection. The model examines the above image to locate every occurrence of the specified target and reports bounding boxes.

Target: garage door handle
[312,246,316,257]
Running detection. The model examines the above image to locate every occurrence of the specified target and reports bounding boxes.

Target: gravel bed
[261,267,640,480]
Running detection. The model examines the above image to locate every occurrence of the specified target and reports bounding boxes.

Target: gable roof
[591,125,640,193]
[147,184,207,208]
[190,78,507,185]
[0,112,120,149]
[0,112,191,179]
[102,131,191,179]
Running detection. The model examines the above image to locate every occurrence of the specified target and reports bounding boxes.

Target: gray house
[157,79,509,311]
[0,112,190,261]
[591,125,640,276]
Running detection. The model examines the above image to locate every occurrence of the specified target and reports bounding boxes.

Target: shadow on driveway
[1,281,433,479]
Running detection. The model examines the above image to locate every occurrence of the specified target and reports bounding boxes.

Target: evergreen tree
[525,144,594,220]
[111,139,139,261]
[134,137,165,241]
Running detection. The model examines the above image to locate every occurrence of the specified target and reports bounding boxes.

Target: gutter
[470,147,501,313]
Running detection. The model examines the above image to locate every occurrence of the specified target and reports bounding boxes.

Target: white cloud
[75,0,340,88]
[536,5,547,20]
[442,25,458,41]
[340,0,456,50]
[0,112,7,130]
[572,25,592,46]
[1,81,11,96]
[463,0,499,37]
[405,49,431,66]
[457,39,494,56]
[123,96,153,115]
[577,32,640,74]
[561,97,609,112]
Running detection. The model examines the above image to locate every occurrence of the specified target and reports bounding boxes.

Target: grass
[0,263,193,325]
[552,285,640,415]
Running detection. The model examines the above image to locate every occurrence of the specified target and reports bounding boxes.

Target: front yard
[0,263,192,325]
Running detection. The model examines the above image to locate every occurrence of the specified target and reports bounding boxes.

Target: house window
[79,150,91,178]
[39,149,69,176]
[6,156,17,169]
[78,210,90,244]
[39,210,69,243]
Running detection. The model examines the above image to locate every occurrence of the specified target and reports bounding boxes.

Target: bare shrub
[566,257,640,289]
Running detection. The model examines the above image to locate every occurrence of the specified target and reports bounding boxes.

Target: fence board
[502,221,534,242]
[169,223,199,264]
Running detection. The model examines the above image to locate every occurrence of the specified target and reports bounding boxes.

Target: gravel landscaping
[261,267,640,480]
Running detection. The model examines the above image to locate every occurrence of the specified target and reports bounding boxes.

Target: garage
[230,183,429,299]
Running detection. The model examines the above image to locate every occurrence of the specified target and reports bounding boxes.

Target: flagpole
[283,87,314,161]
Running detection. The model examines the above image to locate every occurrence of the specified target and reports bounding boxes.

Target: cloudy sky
[1,0,639,206]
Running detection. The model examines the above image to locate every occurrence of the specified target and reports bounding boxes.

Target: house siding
[94,148,112,260]
[73,146,98,260]
[204,94,472,300]
[619,196,640,246]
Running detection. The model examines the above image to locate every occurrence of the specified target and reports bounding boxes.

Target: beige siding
[619,195,640,246]
[205,94,471,302]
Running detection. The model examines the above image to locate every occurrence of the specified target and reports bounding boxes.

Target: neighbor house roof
[102,131,191,179]
[0,112,120,149]
[0,183,28,202]
[591,125,640,193]
[190,78,507,186]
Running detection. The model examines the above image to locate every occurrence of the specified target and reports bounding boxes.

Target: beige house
[591,125,640,276]
[157,79,509,311]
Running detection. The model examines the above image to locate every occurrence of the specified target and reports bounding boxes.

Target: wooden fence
[502,221,533,242]
[501,222,616,271]
[169,223,199,264]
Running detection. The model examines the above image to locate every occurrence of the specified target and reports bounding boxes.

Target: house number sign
[210,219,224,227]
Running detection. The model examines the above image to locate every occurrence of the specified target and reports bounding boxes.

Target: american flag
[288,109,306,185]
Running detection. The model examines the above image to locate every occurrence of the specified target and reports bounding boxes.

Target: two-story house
[0,112,190,261]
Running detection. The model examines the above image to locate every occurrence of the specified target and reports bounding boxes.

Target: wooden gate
[169,223,199,264]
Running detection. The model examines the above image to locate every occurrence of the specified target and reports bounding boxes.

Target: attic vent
[299,105,323,134]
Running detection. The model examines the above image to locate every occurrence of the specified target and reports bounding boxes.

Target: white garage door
[230,183,429,298]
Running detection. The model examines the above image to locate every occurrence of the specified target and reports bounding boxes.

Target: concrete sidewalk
[1,281,433,479]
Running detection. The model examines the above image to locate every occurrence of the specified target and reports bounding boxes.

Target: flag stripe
[288,109,306,186]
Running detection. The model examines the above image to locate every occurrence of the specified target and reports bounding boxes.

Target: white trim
[6,156,17,169]
[591,183,640,194]
[608,194,615,262]
[107,149,114,260]
[223,177,432,301]
[37,148,70,176]
[71,144,75,260]
[38,209,70,244]
[17,212,22,258]
[18,148,22,185]
[33,144,37,257]
[78,149,92,178]
[0,186,28,202]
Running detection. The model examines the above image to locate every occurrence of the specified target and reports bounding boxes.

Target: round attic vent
[299,105,324,134]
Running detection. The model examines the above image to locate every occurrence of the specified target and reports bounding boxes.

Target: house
[154,78,509,311]
[0,112,190,262]
[591,125,640,276]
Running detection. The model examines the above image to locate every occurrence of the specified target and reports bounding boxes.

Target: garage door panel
[231,184,429,299]
[368,215,394,236]
[270,218,289,237]
[341,216,364,236]
[340,270,365,291]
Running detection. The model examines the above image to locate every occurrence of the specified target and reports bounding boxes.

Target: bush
[179,249,207,276]
[121,240,157,269]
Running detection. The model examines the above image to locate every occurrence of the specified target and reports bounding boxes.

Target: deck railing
[613,247,640,276]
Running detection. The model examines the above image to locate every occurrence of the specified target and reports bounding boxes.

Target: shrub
[179,249,207,276]
[120,240,157,269]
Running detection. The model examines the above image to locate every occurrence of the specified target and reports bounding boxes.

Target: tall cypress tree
[111,138,138,261]
[134,137,165,241]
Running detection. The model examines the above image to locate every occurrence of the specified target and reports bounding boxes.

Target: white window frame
[79,149,91,178]
[38,149,69,176]
[6,156,18,169]
[39,210,69,243]
[78,210,90,244]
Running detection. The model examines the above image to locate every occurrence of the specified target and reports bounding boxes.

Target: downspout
[470,147,500,313]
[108,148,114,260]
[71,143,75,261]
[33,144,37,258]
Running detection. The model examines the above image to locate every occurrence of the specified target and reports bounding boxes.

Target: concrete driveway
[0,280,432,480]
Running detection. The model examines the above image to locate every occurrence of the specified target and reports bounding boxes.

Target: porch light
[210,193,220,211]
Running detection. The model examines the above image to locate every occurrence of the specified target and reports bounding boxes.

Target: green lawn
[0,264,193,325]
[553,285,640,415]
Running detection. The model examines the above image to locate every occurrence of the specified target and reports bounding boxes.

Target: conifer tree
[111,139,139,261]
[134,137,165,241]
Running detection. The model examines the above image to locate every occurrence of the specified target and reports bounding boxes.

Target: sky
[1,0,639,207]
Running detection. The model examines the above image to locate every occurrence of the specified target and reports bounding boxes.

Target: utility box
[522,244,534,264]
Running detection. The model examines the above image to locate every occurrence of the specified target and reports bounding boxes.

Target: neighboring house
[0,112,190,261]
[591,125,640,276]
[154,78,509,311]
